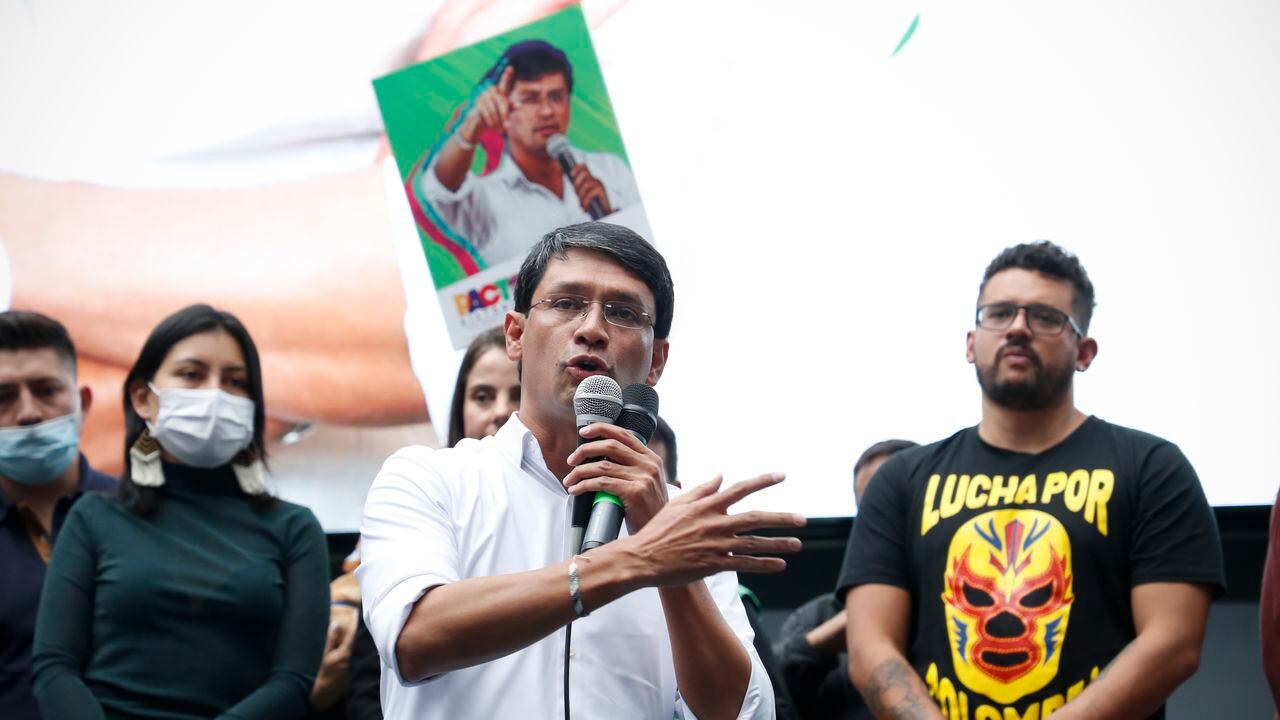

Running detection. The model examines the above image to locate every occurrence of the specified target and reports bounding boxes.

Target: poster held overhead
[374,5,652,349]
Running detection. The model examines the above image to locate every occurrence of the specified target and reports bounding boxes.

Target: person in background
[840,241,1224,720]
[448,327,521,448]
[344,327,522,720]
[774,439,918,720]
[306,550,363,720]
[32,304,330,720]
[0,311,116,720]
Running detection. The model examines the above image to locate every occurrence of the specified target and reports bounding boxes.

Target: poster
[375,4,651,348]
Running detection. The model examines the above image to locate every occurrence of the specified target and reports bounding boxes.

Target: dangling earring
[231,449,267,496]
[130,430,165,488]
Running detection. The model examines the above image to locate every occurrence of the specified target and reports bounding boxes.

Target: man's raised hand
[459,66,515,145]
[602,472,805,587]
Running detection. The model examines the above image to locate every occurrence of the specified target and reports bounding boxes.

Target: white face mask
[146,384,255,468]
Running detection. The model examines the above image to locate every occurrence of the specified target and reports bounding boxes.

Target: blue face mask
[0,410,82,486]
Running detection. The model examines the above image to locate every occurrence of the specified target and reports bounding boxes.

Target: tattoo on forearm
[863,658,935,720]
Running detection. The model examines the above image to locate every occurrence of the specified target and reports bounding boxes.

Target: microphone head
[546,133,571,160]
[617,384,659,444]
[573,375,623,427]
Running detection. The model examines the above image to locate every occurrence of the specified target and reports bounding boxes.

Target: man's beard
[975,342,1074,411]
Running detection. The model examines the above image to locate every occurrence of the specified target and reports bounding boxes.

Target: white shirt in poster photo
[421,144,643,267]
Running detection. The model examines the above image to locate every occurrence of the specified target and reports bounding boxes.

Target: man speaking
[419,41,642,268]
[358,222,803,719]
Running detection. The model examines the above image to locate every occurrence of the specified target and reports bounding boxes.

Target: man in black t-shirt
[837,242,1225,720]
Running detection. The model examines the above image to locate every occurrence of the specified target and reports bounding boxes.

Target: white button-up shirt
[419,145,642,268]
[358,414,773,719]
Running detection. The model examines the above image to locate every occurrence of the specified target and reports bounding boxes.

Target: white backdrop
[3,0,1277,526]
[592,0,1280,516]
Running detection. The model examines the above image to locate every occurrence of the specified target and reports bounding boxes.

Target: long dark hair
[119,304,272,513]
[447,327,509,448]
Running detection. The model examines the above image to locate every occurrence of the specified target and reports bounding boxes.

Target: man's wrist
[453,130,476,151]
[569,557,590,618]
[580,539,650,599]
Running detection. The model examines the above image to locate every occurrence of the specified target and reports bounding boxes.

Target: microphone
[571,376,623,553]
[581,384,659,551]
[546,133,606,220]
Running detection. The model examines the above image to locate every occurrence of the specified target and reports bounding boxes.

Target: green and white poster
[375,5,650,348]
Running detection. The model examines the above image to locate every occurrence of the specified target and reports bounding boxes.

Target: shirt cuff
[364,573,453,686]
[675,645,773,720]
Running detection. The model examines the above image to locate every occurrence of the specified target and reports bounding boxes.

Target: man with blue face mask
[0,310,116,720]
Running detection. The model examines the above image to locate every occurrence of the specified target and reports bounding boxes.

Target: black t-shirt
[836,417,1224,720]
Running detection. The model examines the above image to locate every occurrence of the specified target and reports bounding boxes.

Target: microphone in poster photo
[547,133,606,220]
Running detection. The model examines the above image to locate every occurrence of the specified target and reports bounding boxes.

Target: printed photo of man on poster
[376,5,650,350]
[417,40,641,268]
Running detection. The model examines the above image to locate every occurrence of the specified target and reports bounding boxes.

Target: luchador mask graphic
[942,509,1073,704]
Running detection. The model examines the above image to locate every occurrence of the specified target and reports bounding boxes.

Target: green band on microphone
[592,493,623,508]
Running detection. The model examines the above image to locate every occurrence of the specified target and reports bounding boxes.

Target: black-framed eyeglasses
[528,294,654,330]
[976,303,1083,337]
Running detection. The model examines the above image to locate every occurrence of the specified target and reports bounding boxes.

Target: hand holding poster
[375,5,651,348]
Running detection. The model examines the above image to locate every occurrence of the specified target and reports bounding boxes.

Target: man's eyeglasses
[976,303,1083,337]
[529,294,654,330]
[510,90,568,112]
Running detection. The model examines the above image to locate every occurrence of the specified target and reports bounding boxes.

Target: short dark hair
[502,40,573,93]
[448,327,509,447]
[120,304,272,513]
[853,439,918,480]
[514,222,674,339]
[979,241,1096,333]
[0,310,77,374]
[652,415,677,483]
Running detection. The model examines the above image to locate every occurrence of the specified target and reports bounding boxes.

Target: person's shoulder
[1084,415,1167,443]
[370,436,511,498]
[72,486,133,512]
[268,495,321,521]
[68,490,112,516]
[63,490,129,535]
[263,496,327,544]
[1080,416,1184,459]
[384,438,497,477]
[80,458,118,494]
[883,428,972,474]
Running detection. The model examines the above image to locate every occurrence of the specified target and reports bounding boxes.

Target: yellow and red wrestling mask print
[942,509,1074,704]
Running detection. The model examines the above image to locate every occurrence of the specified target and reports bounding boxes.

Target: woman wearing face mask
[32,304,329,720]
[343,327,520,720]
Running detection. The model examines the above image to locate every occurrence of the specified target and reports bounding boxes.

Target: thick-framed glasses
[976,303,1083,337]
[529,294,654,330]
